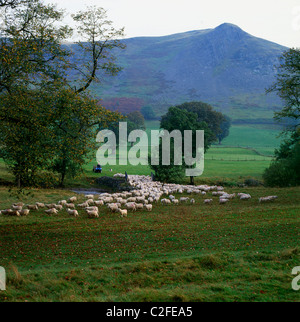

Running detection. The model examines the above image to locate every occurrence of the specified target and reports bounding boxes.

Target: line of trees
[0,0,125,187]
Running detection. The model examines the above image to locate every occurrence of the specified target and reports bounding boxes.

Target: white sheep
[19,209,30,216]
[219,198,229,204]
[204,199,213,204]
[68,196,77,203]
[118,208,128,217]
[45,208,58,215]
[144,204,153,211]
[86,210,99,218]
[67,209,79,217]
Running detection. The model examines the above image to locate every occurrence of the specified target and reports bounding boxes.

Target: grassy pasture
[0,185,299,302]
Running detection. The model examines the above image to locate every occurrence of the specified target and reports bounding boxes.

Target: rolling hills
[83,23,288,123]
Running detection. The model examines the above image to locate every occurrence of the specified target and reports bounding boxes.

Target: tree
[176,101,226,142]
[0,1,126,187]
[217,115,231,144]
[267,48,300,129]
[150,106,213,184]
[141,105,156,120]
[264,48,300,187]
[71,6,126,94]
[127,111,146,130]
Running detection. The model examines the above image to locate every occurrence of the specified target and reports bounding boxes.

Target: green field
[1,122,298,302]
[0,185,299,302]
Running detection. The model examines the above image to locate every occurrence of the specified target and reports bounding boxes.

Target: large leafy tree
[0,0,125,187]
[267,48,300,128]
[150,106,213,184]
[264,48,300,187]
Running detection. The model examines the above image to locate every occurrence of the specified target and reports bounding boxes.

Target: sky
[44,0,300,48]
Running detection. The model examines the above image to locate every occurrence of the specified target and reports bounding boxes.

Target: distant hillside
[77,23,288,122]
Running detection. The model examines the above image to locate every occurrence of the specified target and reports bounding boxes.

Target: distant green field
[0,122,281,188]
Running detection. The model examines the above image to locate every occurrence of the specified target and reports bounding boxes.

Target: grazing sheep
[259,196,278,203]
[239,194,251,200]
[125,203,136,211]
[36,202,45,208]
[172,199,179,205]
[67,209,79,217]
[58,200,67,206]
[118,208,128,217]
[190,199,195,204]
[180,197,189,203]
[94,200,104,206]
[85,194,94,200]
[135,203,144,210]
[12,205,22,211]
[13,202,24,207]
[20,209,30,216]
[219,198,229,204]
[86,206,99,212]
[77,202,89,208]
[45,208,58,215]
[68,196,77,203]
[65,203,75,209]
[86,210,99,218]
[107,203,119,212]
[144,204,153,211]
[1,209,13,216]
[53,205,63,211]
[26,204,38,210]
[45,203,56,209]
[204,199,213,204]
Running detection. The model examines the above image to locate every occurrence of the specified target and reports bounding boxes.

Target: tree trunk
[190,176,195,185]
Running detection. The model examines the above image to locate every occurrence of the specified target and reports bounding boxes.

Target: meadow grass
[0,185,299,302]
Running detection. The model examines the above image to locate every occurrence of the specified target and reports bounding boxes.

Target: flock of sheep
[0,174,278,218]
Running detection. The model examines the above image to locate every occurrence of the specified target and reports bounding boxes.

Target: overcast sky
[45,0,300,48]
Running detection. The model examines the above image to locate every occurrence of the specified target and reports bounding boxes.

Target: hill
[73,23,288,123]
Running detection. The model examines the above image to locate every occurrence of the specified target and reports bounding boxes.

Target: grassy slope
[0,186,299,302]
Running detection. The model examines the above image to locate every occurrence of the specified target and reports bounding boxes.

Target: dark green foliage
[141,105,157,120]
[217,115,231,144]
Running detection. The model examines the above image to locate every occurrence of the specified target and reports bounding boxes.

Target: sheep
[68,196,77,203]
[118,208,128,217]
[1,209,13,216]
[36,202,45,208]
[86,206,99,212]
[86,210,99,218]
[12,202,24,207]
[65,203,75,209]
[58,200,67,206]
[125,203,136,211]
[12,205,22,211]
[45,208,58,215]
[190,199,195,204]
[239,194,251,200]
[219,198,229,204]
[94,200,104,206]
[204,199,213,204]
[26,204,38,210]
[85,194,94,200]
[259,196,278,203]
[19,209,30,216]
[45,203,56,209]
[172,199,179,205]
[180,197,189,203]
[144,204,153,212]
[67,209,79,217]
[77,202,89,208]
[135,203,144,210]
[107,203,119,213]
[53,205,63,211]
